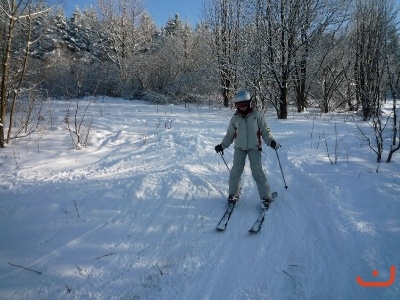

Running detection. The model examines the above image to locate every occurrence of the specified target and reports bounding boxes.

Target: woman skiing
[215,88,280,209]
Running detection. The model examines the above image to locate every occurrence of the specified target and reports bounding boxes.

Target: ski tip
[216,227,225,232]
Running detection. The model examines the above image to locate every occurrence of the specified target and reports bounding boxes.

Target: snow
[0,97,399,299]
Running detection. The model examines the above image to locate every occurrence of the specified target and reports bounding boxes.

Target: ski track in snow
[0,98,399,299]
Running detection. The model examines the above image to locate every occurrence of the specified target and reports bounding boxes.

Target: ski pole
[220,152,231,172]
[275,149,288,189]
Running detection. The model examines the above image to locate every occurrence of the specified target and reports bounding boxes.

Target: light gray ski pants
[228,148,271,199]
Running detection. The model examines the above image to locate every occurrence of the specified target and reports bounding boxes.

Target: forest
[1,2,400,298]
[1,0,400,161]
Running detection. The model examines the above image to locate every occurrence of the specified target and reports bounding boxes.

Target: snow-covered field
[0,97,399,299]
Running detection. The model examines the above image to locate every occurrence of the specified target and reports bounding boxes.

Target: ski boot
[227,194,238,205]
[260,197,273,209]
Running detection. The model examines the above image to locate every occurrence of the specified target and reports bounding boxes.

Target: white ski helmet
[234,88,251,102]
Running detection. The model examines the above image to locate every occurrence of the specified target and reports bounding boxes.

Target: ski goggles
[235,101,250,109]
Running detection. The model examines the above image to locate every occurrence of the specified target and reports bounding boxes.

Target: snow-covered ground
[0,97,399,299]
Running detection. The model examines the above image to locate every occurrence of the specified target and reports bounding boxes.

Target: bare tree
[312,34,355,113]
[291,0,351,113]
[0,0,52,148]
[385,16,400,162]
[204,0,242,107]
[96,0,145,94]
[352,0,393,121]
[64,98,93,150]
[234,0,306,118]
[351,0,399,162]
[264,0,301,119]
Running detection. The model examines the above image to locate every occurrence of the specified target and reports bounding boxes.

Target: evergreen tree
[164,14,181,36]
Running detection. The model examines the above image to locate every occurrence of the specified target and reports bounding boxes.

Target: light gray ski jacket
[220,109,274,151]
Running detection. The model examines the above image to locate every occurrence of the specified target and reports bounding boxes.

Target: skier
[215,88,280,209]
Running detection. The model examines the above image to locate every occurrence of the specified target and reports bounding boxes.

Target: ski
[249,192,277,233]
[216,202,236,231]
[216,188,241,231]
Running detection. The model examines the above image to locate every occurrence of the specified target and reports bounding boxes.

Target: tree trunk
[6,14,32,144]
[279,86,288,119]
[386,122,400,163]
[0,16,15,148]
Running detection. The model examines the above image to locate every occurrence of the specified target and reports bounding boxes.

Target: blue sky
[55,0,203,28]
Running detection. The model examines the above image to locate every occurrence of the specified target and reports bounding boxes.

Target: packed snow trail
[0,98,399,299]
